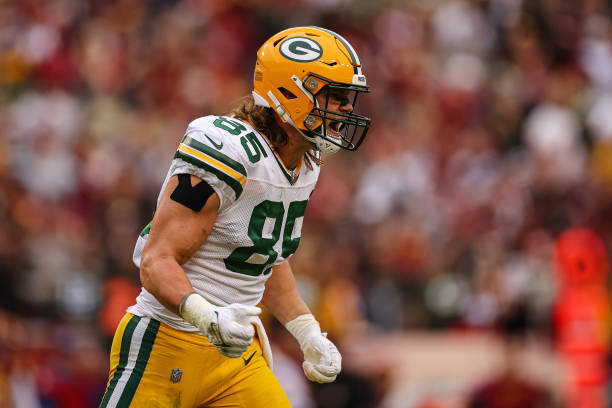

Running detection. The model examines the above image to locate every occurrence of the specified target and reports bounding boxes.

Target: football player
[100,26,371,407]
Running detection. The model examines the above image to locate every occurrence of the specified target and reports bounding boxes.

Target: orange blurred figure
[553,228,611,408]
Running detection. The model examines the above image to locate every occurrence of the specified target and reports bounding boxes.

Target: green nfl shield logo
[170,368,183,383]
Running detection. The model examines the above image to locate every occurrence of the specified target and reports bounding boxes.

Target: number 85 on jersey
[224,199,308,277]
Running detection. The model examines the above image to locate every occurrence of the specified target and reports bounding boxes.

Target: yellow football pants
[100,313,291,407]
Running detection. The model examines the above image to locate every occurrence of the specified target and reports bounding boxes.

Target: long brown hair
[226,95,320,168]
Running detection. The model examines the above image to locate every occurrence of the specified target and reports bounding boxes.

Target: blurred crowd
[2,0,612,406]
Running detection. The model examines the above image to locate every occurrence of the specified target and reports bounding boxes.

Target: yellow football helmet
[252,26,370,154]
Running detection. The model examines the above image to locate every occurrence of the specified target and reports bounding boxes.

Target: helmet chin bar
[294,119,342,155]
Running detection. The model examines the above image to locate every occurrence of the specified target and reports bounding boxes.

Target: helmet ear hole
[278,87,297,100]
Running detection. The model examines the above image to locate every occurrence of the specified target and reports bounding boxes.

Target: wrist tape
[180,292,213,328]
[285,314,321,347]
[179,291,197,316]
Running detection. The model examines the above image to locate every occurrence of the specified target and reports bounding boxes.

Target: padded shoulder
[171,116,251,208]
[186,116,250,156]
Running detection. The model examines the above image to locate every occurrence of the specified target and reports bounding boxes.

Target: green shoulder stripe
[182,135,247,178]
[174,151,244,199]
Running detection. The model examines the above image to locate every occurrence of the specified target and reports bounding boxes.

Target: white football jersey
[127,115,320,331]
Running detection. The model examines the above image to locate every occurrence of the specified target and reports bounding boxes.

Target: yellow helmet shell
[253,26,368,133]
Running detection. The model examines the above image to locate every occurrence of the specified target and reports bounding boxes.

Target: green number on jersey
[224,200,284,276]
[241,132,268,163]
[224,199,308,276]
[282,200,308,257]
[213,117,246,135]
[213,117,268,164]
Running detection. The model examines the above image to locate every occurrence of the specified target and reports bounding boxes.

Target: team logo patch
[279,37,323,62]
[170,368,183,383]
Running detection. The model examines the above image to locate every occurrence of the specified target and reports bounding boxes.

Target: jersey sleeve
[169,117,248,211]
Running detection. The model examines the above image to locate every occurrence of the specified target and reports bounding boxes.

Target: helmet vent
[322,61,337,66]
[273,36,287,47]
[278,87,297,99]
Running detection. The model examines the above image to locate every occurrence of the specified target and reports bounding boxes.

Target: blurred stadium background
[2,0,612,407]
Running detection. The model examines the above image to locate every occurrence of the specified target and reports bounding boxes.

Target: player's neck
[275,121,314,170]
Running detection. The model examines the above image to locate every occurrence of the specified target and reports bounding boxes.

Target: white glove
[285,314,341,383]
[180,292,261,358]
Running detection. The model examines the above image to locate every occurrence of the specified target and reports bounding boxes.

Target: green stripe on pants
[116,319,161,406]
[100,315,141,407]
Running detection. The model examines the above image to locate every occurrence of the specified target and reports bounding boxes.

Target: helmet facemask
[301,74,371,154]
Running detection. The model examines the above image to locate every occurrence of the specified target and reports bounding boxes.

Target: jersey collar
[259,133,303,185]
[238,120,303,185]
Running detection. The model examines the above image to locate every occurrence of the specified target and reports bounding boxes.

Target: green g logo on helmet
[279,37,323,62]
